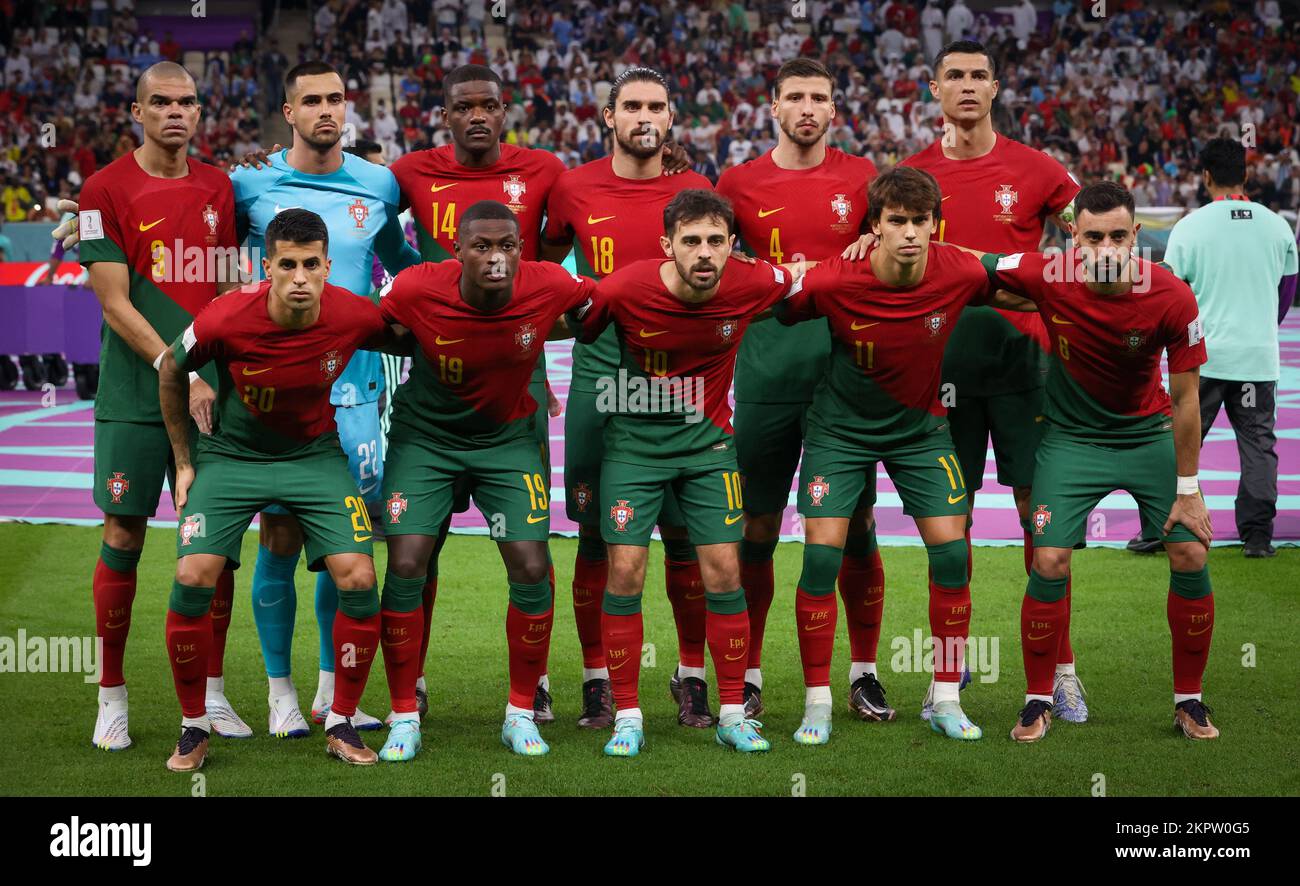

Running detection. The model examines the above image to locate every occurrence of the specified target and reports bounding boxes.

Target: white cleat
[92,695,131,751]
[269,691,311,738]
[207,691,254,738]
[313,699,382,731]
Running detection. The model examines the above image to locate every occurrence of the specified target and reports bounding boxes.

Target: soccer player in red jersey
[775,167,1036,744]
[542,68,717,730]
[376,200,598,758]
[77,62,244,751]
[572,189,803,757]
[981,182,1218,742]
[717,58,888,722]
[159,209,405,769]
[901,40,1085,721]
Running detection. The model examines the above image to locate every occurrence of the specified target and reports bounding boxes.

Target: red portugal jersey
[902,134,1078,396]
[172,280,387,459]
[78,153,238,422]
[576,256,794,466]
[776,245,995,448]
[717,147,878,403]
[986,250,1207,442]
[544,157,714,392]
[380,260,597,448]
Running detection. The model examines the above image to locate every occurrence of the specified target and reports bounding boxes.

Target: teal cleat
[603,718,646,757]
[716,718,771,752]
[793,704,833,745]
[379,718,422,762]
[501,713,549,756]
[929,700,983,741]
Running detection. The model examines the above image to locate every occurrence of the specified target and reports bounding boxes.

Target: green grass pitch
[1,524,1296,796]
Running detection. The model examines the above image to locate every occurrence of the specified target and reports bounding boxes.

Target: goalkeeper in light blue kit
[231,61,419,740]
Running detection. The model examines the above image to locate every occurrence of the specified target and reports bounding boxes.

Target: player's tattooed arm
[159,349,196,507]
[1165,367,1212,547]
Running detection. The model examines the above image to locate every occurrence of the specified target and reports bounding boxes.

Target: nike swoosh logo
[273,205,300,214]
[850,321,880,330]
[948,493,967,504]
[941,195,953,202]
[212,612,230,620]
[1188,625,1212,636]
[944,618,967,626]
[430,183,457,192]
[435,336,464,345]
[358,482,378,495]
[685,592,705,600]
[724,652,745,661]
[175,656,197,664]
[354,533,372,542]
[1027,632,1054,641]
[573,598,594,607]
[757,207,784,217]
[587,214,615,225]
[521,634,548,645]
[258,597,284,608]
[609,658,631,670]
[242,366,272,376]
[1050,315,1075,325]
[138,218,165,232]
[638,329,667,338]
[724,512,743,525]
[104,621,128,629]
[526,513,548,524]
[803,621,831,632]
[382,638,411,647]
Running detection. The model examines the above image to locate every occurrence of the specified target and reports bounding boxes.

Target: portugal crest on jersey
[515,322,538,351]
[610,499,635,531]
[831,193,852,224]
[716,319,739,342]
[924,310,948,336]
[202,203,219,244]
[180,514,202,546]
[387,492,408,523]
[994,184,1019,221]
[348,198,370,230]
[1123,328,1148,352]
[321,350,342,380]
[106,471,129,504]
[573,482,592,513]
[1032,504,1052,535]
[807,475,831,506]
[503,175,527,209]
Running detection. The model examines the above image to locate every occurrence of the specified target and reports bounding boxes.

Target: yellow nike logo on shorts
[527,513,548,524]
[948,493,967,504]
[724,512,743,525]
[354,533,372,542]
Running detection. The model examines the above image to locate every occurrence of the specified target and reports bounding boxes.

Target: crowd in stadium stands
[0,0,1297,228]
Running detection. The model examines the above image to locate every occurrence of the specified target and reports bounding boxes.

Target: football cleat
[743,682,764,719]
[312,700,382,731]
[603,718,646,757]
[326,719,378,765]
[577,678,614,729]
[929,700,982,741]
[92,696,131,751]
[670,673,716,728]
[920,668,971,721]
[379,718,422,762]
[1174,700,1220,740]
[165,726,210,772]
[793,704,833,745]
[533,683,555,725]
[716,718,771,752]
[1052,672,1089,723]
[848,673,896,722]
[502,713,549,756]
[417,686,429,719]
[1010,699,1053,743]
[268,691,311,738]
[206,691,253,739]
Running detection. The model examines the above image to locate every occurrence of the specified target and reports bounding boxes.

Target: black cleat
[577,678,614,729]
[416,686,428,720]
[1243,544,1276,558]
[533,684,555,725]
[743,681,764,719]
[1126,535,1162,554]
[670,673,716,728]
[848,673,896,721]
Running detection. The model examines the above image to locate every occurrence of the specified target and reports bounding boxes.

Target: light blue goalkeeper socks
[251,545,300,678]
[315,570,339,672]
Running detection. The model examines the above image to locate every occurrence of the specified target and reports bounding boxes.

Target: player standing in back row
[542,67,717,730]
[78,62,244,751]
[717,57,888,723]
[901,40,1084,721]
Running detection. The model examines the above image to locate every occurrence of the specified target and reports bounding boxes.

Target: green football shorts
[797,429,969,519]
[1028,429,1198,548]
[601,456,744,547]
[94,420,176,516]
[947,387,1045,493]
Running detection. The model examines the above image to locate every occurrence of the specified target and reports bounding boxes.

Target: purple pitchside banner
[0,286,103,363]
[137,15,257,52]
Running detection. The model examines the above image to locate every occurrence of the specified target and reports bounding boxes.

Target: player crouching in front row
[157,209,411,770]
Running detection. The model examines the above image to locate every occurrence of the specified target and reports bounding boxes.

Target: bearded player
[717,57,889,722]
[901,40,1084,721]
[979,182,1217,742]
[375,201,598,760]
[775,166,1040,744]
[77,61,244,751]
[572,189,808,757]
[541,67,717,730]
[158,209,407,770]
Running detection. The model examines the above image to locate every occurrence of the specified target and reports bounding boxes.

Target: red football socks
[665,558,706,669]
[331,611,380,718]
[572,551,608,669]
[206,568,235,679]
[739,557,774,670]
[795,588,837,687]
[506,603,553,708]
[165,609,211,719]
